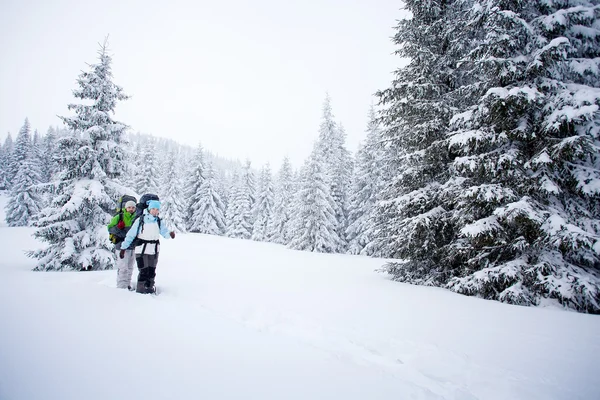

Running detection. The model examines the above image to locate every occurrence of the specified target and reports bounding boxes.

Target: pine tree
[331,123,353,249]
[160,149,187,232]
[9,119,32,189]
[315,95,352,252]
[29,40,129,271]
[5,134,42,226]
[243,160,257,225]
[251,164,274,241]
[40,127,58,183]
[224,170,240,235]
[188,161,226,235]
[347,106,384,255]
[268,157,294,244]
[288,147,342,252]
[135,138,160,194]
[0,134,12,190]
[185,144,206,229]
[377,0,600,313]
[226,166,253,239]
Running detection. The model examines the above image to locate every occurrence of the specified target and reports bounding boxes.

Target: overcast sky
[0,0,405,168]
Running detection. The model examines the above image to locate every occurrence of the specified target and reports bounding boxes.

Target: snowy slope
[0,193,598,400]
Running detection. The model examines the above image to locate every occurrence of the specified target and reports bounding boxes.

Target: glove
[119,249,125,259]
[170,231,175,239]
[117,220,125,229]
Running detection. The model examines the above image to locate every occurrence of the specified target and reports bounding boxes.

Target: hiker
[120,199,175,294]
[107,200,137,289]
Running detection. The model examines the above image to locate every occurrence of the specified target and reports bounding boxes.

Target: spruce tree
[29,40,129,271]
[135,138,160,194]
[268,157,294,244]
[5,137,41,226]
[316,95,352,252]
[161,149,187,232]
[40,127,58,183]
[0,134,12,190]
[9,119,32,189]
[226,167,253,239]
[185,144,206,229]
[188,161,226,235]
[224,170,240,236]
[288,147,342,253]
[251,164,274,241]
[347,106,384,255]
[377,0,600,312]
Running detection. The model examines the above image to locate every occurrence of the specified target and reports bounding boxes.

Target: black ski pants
[136,253,159,293]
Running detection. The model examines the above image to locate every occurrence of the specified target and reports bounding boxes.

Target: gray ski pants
[116,249,136,289]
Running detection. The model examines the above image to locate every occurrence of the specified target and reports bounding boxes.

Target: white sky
[0,0,405,168]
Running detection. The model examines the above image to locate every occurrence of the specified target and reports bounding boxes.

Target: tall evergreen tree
[185,144,206,229]
[224,170,240,235]
[288,147,342,252]
[161,149,187,232]
[40,126,58,183]
[243,160,257,225]
[9,119,32,189]
[5,139,42,226]
[331,123,353,249]
[0,134,12,190]
[188,161,226,235]
[316,95,352,252]
[268,157,294,244]
[347,106,384,255]
[135,138,160,194]
[226,166,254,239]
[29,40,129,271]
[252,164,274,241]
[377,0,600,313]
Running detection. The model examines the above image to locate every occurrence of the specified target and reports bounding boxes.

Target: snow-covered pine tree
[251,164,274,241]
[378,0,600,313]
[40,126,58,183]
[185,143,206,230]
[214,167,229,211]
[288,147,342,252]
[188,160,226,235]
[29,40,129,271]
[315,95,352,252]
[267,157,294,244]
[331,123,353,249]
[9,119,33,189]
[5,127,42,226]
[439,0,600,312]
[5,157,42,227]
[243,160,257,226]
[224,170,240,235]
[372,0,460,261]
[135,138,160,194]
[126,137,143,188]
[160,149,187,232]
[347,106,384,255]
[0,134,12,190]
[226,166,254,239]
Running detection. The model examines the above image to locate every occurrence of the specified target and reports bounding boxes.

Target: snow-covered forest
[1,0,599,314]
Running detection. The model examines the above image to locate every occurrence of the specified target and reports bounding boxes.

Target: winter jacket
[121,210,170,255]
[108,211,136,249]
[107,211,135,230]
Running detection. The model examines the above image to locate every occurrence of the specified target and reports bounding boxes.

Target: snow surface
[0,193,599,400]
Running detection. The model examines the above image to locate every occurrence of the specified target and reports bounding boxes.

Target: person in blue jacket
[120,200,175,294]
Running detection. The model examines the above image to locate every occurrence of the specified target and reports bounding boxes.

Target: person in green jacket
[108,201,137,290]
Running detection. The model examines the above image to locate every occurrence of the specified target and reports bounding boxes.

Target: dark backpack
[109,194,137,244]
[132,193,161,236]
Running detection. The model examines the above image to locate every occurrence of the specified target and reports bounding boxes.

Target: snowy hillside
[0,193,598,400]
